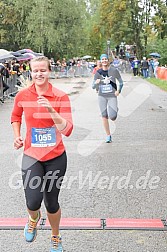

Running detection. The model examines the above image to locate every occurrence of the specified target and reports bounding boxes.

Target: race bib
[100,84,113,94]
[134,62,138,68]
[31,127,56,147]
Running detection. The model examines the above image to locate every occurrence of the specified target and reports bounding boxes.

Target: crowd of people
[91,55,162,79]
[130,57,160,78]
[0,60,31,102]
[0,52,163,104]
[0,57,92,96]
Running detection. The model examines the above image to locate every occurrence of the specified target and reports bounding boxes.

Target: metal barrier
[72,65,91,77]
[3,71,31,99]
[110,61,132,74]
[4,73,18,97]
[22,70,31,80]
[1,65,91,102]
[49,66,92,79]
[50,65,56,79]
[0,76,3,103]
[49,63,134,78]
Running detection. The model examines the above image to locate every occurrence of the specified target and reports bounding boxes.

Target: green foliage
[88,0,167,59]
[0,0,88,59]
[147,37,167,65]
[0,0,166,60]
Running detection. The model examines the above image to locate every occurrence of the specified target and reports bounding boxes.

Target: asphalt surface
[0,73,167,251]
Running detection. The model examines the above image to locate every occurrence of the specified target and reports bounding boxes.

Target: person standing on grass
[153,58,159,78]
[11,56,73,252]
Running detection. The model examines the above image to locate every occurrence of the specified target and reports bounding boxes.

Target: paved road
[0,74,167,251]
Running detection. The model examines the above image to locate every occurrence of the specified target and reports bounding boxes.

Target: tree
[26,0,88,58]
[0,0,166,60]
[0,0,89,58]
[0,0,35,50]
[89,0,167,59]
[151,0,167,39]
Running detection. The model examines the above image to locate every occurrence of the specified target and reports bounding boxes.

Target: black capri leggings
[22,151,67,214]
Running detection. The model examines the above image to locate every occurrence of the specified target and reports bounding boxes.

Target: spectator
[92,60,102,91]
[131,57,140,76]
[92,60,102,75]
[0,63,10,99]
[153,58,159,78]
[148,58,154,78]
[12,61,21,76]
[141,57,149,78]
[113,57,121,72]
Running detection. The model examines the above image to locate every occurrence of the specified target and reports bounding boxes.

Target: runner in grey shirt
[93,54,123,143]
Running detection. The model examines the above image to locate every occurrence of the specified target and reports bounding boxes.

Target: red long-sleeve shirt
[11,83,73,161]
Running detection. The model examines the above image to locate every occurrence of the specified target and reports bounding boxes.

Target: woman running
[11,56,73,252]
[94,54,123,143]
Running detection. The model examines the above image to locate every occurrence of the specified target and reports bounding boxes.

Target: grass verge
[147,78,167,92]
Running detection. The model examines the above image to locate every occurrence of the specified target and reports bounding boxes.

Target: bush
[147,38,167,66]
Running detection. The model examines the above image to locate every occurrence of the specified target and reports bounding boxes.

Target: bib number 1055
[31,127,56,147]
[34,133,52,142]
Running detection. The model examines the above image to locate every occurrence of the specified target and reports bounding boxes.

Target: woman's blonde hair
[30,56,51,71]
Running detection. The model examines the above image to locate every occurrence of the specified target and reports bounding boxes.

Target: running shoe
[105,135,112,143]
[24,211,41,242]
[50,235,63,252]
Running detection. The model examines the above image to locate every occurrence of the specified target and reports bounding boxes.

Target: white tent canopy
[82,55,92,60]
[0,49,16,62]
[0,49,11,56]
